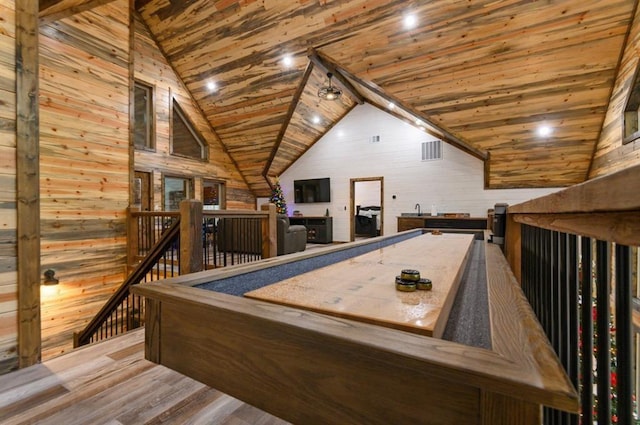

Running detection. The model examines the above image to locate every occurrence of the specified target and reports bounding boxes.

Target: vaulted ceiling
[41,0,638,197]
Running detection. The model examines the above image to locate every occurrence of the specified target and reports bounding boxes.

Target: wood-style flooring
[0,329,290,425]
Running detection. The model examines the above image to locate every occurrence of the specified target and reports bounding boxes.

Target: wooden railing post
[180,200,203,274]
[261,203,277,258]
[505,212,522,283]
[128,205,140,271]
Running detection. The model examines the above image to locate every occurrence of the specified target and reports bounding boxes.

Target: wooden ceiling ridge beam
[313,50,488,162]
[308,48,365,105]
[39,0,118,24]
[261,61,316,192]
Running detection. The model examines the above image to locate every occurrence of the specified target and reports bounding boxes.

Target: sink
[400,213,422,217]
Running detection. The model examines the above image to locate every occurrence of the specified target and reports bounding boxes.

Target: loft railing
[505,164,640,425]
[75,201,277,347]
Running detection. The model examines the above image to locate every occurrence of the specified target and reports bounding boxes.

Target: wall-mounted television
[294,178,331,203]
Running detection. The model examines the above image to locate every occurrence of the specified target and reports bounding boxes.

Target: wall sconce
[43,269,59,286]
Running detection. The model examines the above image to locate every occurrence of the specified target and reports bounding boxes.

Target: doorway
[350,177,384,242]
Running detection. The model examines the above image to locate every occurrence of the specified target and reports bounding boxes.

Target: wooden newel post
[180,200,203,274]
[127,205,140,272]
[261,203,277,258]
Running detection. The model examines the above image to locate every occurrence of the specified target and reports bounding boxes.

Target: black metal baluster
[521,225,530,302]
[533,226,541,319]
[615,244,632,425]
[596,240,611,424]
[567,234,579,425]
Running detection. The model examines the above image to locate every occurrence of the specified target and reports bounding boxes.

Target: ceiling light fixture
[318,72,342,101]
[537,125,553,137]
[404,14,417,29]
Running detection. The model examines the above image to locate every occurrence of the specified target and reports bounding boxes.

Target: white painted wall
[280,104,560,242]
[355,180,381,208]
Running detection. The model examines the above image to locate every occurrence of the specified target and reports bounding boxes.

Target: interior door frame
[349,177,384,242]
[134,170,152,211]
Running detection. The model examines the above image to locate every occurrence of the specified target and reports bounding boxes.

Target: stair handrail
[73,219,181,347]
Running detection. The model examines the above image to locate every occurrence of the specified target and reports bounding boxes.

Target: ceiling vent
[421,140,442,161]
[370,135,380,143]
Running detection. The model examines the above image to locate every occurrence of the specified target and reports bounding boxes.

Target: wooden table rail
[133,231,578,425]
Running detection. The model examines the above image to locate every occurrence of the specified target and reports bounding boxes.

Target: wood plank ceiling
[43,0,638,196]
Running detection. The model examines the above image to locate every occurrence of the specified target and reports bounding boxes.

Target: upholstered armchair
[276,215,307,256]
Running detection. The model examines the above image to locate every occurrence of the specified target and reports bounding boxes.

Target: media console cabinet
[289,216,332,243]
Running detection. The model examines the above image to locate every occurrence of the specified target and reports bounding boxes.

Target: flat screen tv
[294,178,331,203]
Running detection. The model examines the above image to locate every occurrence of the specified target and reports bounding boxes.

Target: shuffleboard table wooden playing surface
[245,233,474,338]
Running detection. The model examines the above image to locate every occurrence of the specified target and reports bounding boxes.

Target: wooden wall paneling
[38,0,131,359]
[590,1,640,179]
[132,12,255,210]
[0,0,19,374]
[16,0,41,369]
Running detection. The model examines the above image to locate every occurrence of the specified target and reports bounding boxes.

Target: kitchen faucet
[415,203,421,216]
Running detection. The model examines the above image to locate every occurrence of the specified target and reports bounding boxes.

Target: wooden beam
[261,61,315,182]
[508,163,640,214]
[312,50,488,161]
[308,48,365,105]
[16,0,41,368]
[39,0,119,24]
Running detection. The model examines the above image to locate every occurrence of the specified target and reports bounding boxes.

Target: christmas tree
[270,178,287,215]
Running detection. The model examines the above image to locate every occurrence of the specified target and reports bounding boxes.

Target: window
[171,100,207,160]
[623,63,640,145]
[134,81,154,150]
[203,179,226,210]
[163,176,192,211]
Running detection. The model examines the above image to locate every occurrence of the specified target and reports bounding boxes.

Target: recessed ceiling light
[313,115,321,124]
[415,119,423,126]
[282,55,293,68]
[537,125,553,137]
[207,81,218,91]
[404,14,417,29]
[388,102,395,110]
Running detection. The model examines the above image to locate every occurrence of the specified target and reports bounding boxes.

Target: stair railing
[73,218,181,347]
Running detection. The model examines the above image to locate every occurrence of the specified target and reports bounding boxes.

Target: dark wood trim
[313,50,488,161]
[308,48,365,105]
[349,177,384,242]
[39,0,119,24]
[17,0,42,368]
[484,151,491,190]
[262,61,315,180]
